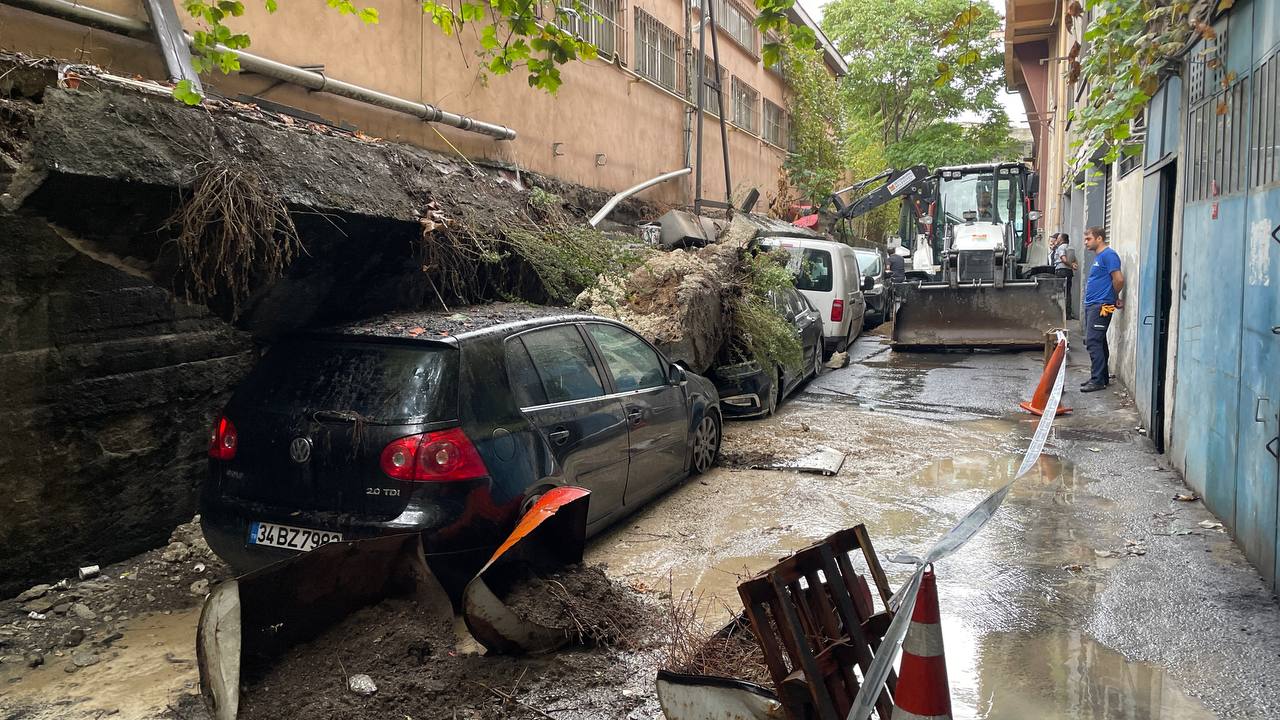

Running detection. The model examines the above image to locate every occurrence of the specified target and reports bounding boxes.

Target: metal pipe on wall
[589,167,691,227]
[2,0,517,140]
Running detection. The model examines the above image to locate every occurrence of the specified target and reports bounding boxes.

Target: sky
[794,0,1030,127]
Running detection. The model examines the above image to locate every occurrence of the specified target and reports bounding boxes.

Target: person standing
[1050,233,1079,319]
[887,246,907,282]
[1080,226,1124,392]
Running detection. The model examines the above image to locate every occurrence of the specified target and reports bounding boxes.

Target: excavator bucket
[196,533,451,720]
[891,277,1067,349]
[462,486,591,654]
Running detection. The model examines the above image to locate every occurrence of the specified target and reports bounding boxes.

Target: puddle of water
[591,447,1215,720]
[945,619,1215,720]
[0,608,201,718]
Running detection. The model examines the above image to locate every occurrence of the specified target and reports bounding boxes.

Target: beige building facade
[3,0,843,205]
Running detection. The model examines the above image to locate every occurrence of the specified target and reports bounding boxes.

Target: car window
[783,247,834,292]
[854,250,882,277]
[237,340,452,422]
[505,338,549,408]
[520,326,606,403]
[586,323,667,392]
[769,289,795,321]
[845,252,861,290]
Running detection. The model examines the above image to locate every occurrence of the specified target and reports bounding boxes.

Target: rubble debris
[1173,493,1200,502]
[749,445,846,476]
[15,584,50,603]
[71,650,100,667]
[189,579,210,597]
[500,564,653,647]
[25,651,43,668]
[161,542,192,564]
[63,628,85,647]
[347,673,378,696]
[70,603,96,620]
[78,565,101,580]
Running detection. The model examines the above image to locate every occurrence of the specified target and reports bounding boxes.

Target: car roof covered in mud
[315,303,605,343]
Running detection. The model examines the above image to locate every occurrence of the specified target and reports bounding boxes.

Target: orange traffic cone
[1019,336,1072,416]
[894,567,952,720]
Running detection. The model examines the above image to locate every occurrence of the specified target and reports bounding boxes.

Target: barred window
[696,0,758,56]
[731,77,758,133]
[557,0,624,62]
[1187,77,1248,201]
[634,9,681,92]
[689,55,728,116]
[1251,48,1278,188]
[763,100,786,147]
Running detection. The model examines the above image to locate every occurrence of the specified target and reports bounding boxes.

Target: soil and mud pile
[577,216,758,373]
[239,563,663,720]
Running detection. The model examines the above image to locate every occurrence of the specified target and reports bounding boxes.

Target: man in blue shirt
[1080,226,1125,392]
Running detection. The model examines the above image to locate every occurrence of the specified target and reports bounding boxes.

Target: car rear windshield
[780,247,834,292]
[237,339,455,422]
[854,251,882,277]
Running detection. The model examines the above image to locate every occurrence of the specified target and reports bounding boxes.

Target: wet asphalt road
[590,328,1280,720]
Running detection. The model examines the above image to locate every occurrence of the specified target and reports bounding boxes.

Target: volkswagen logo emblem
[289,437,312,464]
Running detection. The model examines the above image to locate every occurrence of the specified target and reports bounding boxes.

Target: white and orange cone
[1019,336,1072,416]
[893,567,953,720]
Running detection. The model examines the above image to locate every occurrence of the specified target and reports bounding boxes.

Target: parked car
[760,236,870,359]
[201,305,722,574]
[709,286,825,418]
[852,247,892,328]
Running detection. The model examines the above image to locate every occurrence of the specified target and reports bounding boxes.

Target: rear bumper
[199,484,516,578]
[710,368,772,418]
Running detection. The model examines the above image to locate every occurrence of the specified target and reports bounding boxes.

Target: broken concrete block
[70,603,96,621]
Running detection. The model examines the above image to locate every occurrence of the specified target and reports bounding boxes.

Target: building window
[763,100,786,147]
[695,0,759,57]
[1187,75,1248,202]
[1250,48,1278,188]
[634,9,681,92]
[689,55,728,116]
[1118,112,1144,177]
[731,77,759,133]
[557,0,624,62]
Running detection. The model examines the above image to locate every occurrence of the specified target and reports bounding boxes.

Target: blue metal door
[1235,186,1280,588]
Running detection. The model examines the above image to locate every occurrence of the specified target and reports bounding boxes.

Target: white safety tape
[848,331,1068,720]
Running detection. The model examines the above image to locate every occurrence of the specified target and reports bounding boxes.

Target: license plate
[247,521,344,551]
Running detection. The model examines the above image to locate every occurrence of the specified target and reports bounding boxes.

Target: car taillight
[208,416,237,461]
[380,428,489,482]
[831,299,844,323]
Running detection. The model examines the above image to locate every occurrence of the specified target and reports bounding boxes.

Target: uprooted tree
[577,215,802,375]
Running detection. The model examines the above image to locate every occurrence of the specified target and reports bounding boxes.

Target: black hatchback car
[708,286,824,418]
[201,305,722,574]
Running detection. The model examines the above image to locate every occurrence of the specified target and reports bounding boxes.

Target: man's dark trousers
[1085,303,1112,386]
[1055,268,1075,319]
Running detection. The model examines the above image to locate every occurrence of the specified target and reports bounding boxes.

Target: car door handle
[548,428,570,445]
[627,408,643,424]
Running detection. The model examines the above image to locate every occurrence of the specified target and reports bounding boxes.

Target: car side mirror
[862,275,874,292]
[669,362,688,385]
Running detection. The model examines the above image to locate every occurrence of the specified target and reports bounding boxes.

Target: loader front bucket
[891,277,1066,349]
[196,533,451,720]
[462,486,591,654]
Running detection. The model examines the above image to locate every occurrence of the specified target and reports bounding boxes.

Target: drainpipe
[681,0,693,170]
[2,0,517,140]
[589,167,692,227]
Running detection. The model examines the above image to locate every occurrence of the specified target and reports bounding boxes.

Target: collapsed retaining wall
[0,62,655,594]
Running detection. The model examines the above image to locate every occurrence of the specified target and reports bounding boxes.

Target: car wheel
[811,344,825,378]
[764,367,780,416]
[691,411,721,474]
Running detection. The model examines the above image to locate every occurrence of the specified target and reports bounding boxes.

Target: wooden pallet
[737,525,898,720]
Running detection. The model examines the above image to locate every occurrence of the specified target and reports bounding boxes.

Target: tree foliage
[780,36,848,203]
[822,0,1010,146]
[1065,0,1217,183]
[884,111,1024,168]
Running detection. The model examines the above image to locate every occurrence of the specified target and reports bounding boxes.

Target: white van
[760,237,869,358]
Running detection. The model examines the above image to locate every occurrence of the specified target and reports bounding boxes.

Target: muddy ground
[4,328,1280,719]
[239,564,663,720]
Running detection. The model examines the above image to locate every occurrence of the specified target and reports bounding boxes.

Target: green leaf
[172,79,203,105]
[955,49,980,66]
[762,42,782,68]
[357,5,378,22]
[480,24,500,49]
[216,50,241,73]
[459,2,484,21]
[264,0,277,12]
